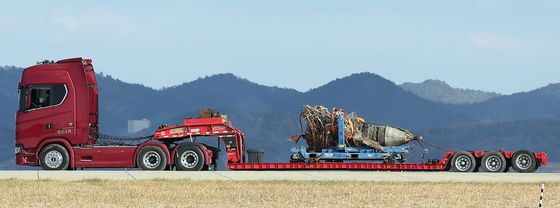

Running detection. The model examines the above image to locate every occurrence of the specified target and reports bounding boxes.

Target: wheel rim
[455,155,472,171]
[515,154,532,170]
[142,151,161,169]
[45,150,63,169]
[485,155,502,172]
[180,150,199,169]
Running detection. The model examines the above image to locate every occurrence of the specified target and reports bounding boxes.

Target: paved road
[0,171,558,182]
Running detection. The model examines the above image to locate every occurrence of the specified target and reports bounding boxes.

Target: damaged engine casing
[293,105,418,153]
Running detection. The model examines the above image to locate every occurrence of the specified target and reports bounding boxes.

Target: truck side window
[52,84,67,105]
[25,84,67,111]
[29,86,51,109]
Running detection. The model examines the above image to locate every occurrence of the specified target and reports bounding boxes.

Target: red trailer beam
[227,162,448,171]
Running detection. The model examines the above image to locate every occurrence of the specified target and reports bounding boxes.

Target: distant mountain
[162,73,301,115]
[458,84,560,122]
[401,79,501,104]
[0,66,21,127]
[303,73,467,128]
[0,66,23,169]
[0,127,15,169]
[0,66,21,97]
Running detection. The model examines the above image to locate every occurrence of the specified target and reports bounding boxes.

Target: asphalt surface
[0,171,558,182]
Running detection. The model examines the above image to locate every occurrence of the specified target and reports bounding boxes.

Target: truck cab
[16,58,98,168]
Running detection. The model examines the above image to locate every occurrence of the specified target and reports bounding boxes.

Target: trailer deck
[227,162,448,171]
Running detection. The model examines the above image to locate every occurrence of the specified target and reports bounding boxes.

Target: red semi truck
[15,58,548,172]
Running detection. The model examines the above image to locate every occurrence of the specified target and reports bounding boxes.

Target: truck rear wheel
[450,151,477,172]
[39,144,70,170]
[480,151,506,173]
[512,150,537,173]
[175,145,205,171]
[137,146,167,171]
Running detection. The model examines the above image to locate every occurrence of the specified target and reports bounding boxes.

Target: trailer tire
[512,150,537,173]
[175,145,205,171]
[450,151,477,172]
[480,151,507,173]
[137,146,167,171]
[39,144,70,170]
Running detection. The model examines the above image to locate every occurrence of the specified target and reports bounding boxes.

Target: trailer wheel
[137,146,167,171]
[39,144,70,170]
[450,151,477,172]
[512,150,537,173]
[175,145,205,171]
[480,151,507,173]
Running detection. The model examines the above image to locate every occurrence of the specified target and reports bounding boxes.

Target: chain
[418,139,448,152]
[96,133,153,146]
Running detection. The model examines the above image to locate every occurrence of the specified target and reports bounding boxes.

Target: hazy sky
[1,1,559,94]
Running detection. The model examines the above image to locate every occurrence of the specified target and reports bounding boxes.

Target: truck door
[16,85,56,146]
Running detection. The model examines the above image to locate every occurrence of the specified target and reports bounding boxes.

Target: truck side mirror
[24,87,31,111]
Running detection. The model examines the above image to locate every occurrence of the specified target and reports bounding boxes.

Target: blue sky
[1,1,559,94]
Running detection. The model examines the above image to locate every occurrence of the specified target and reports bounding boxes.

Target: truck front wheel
[39,144,70,170]
[137,146,167,171]
[175,145,205,171]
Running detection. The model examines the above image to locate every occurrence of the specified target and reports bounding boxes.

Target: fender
[534,152,548,166]
[471,150,486,158]
[134,142,172,166]
[438,151,456,171]
[171,142,213,165]
[502,151,514,159]
[36,138,75,169]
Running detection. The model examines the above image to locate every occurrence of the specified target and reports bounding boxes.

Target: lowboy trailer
[15,58,548,172]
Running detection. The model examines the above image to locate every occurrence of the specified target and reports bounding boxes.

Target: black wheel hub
[187,156,195,164]
[149,156,157,164]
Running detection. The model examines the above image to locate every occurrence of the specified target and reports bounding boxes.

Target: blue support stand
[337,111,346,151]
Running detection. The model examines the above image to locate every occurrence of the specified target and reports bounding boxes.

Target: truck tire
[512,150,537,173]
[480,151,507,173]
[39,144,70,170]
[137,146,167,171]
[175,145,205,171]
[450,151,477,172]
